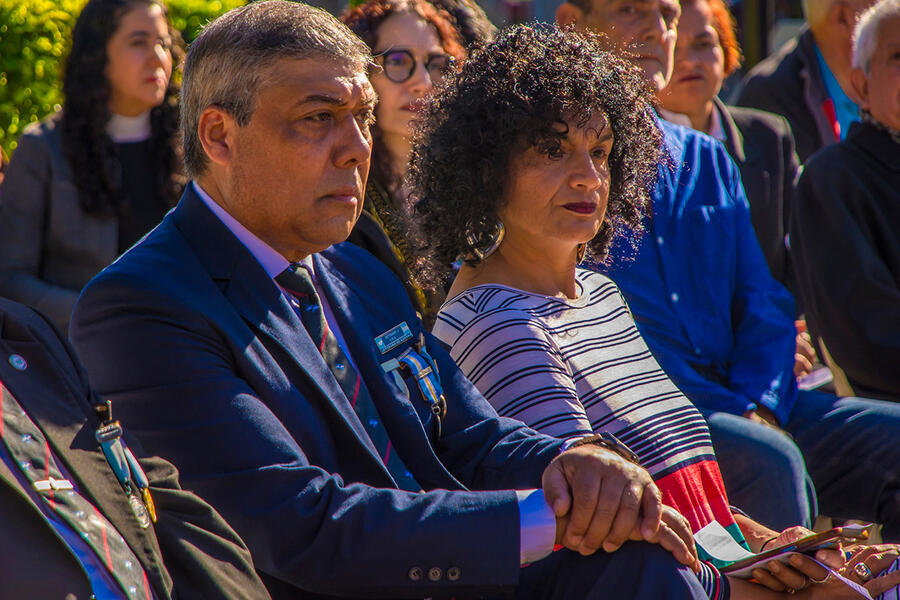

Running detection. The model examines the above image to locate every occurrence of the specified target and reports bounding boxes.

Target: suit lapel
[171,187,391,480]
[715,98,746,163]
[313,254,458,488]
[0,313,172,599]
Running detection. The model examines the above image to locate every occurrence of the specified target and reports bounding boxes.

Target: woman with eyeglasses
[342,0,465,326]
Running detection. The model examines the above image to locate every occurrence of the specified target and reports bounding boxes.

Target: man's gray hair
[853,0,900,73]
[181,0,373,176]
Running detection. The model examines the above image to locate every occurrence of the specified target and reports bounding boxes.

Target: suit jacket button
[408,566,423,581]
[447,566,461,581]
[427,567,442,581]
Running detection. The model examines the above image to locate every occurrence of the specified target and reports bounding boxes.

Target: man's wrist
[566,432,641,465]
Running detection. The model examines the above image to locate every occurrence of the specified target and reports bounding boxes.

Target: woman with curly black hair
[341,0,465,326]
[0,0,183,332]
[420,23,888,600]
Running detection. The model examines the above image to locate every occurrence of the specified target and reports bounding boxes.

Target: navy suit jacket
[70,185,564,599]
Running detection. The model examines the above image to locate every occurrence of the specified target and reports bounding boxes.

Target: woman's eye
[544,145,564,159]
[592,147,608,160]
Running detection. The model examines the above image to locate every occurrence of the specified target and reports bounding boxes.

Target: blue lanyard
[94,400,156,527]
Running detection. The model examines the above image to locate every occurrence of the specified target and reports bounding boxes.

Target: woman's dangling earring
[575,243,587,265]
[465,219,506,264]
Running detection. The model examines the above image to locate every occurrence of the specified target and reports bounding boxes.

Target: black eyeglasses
[375,49,454,84]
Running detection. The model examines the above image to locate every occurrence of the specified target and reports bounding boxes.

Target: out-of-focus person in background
[342,0,465,325]
[0,0,183,332]
[737,0,875,162]
[790,0,900,403]
[659,0,801,306]
[429,0,497,47]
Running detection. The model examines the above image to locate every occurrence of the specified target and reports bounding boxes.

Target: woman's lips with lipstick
[563,202,596,214]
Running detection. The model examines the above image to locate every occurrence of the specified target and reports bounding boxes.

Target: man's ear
[831,0,857,34]
[556,2,584,28]
[849,66,870,110]
[197,106,237,169]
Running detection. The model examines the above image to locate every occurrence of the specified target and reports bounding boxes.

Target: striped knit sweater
[435,269,744,597]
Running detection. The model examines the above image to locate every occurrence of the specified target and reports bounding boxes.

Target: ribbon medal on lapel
[378,328,447,439]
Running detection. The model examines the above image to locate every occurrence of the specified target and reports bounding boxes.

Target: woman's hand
[747,526,843,592]
[786,545,900,598]
[746,543,900,597]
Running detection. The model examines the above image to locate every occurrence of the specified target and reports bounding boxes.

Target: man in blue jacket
[69,2,707,598]
[557,0,900,541]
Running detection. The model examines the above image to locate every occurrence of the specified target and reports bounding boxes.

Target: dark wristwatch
[568,432,641,466]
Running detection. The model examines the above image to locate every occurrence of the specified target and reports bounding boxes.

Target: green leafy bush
[0,0,244,156]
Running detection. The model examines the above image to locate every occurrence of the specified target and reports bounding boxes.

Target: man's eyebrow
[298,92,379,108]
[301,94,346,106]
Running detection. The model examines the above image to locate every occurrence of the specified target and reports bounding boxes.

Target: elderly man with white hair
[791,0,900,403]
[738,0,876,161]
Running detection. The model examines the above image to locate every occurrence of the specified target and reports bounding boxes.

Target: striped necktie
[276,264,420,492]
[0,382,152,599]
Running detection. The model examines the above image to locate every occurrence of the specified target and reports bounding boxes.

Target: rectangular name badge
[375,322,413,354]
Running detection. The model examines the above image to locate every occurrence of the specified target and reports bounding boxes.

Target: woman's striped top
[434,269,746,567]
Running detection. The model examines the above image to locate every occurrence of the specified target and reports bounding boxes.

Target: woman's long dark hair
[61,0,184,217]
[342,0,465,192]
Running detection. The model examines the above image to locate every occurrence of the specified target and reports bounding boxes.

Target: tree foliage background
[0,0,245,157]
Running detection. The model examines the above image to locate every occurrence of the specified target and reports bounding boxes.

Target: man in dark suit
[737,0,875,162]
[0,297,270,599]
[69,2,706,598]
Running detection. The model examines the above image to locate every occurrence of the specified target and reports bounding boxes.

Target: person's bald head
[803,0,874,27]
[556,0,681,92]
[801,0,877,100]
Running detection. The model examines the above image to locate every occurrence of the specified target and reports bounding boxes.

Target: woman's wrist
[759,536,779,552]
[732,512,780,552]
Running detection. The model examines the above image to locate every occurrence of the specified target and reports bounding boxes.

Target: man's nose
[640,8,668,43]
[334,116,372,168]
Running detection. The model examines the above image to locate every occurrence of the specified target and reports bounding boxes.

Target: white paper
[694,521,757,563]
